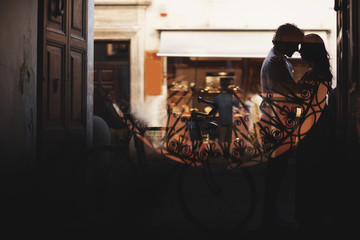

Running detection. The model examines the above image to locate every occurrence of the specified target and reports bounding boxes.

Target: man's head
[220,78,231,92]
[272,23,304,57]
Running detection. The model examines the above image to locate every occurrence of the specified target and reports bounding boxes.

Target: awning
[157,30,329,58]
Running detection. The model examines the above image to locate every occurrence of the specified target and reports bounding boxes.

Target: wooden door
[38,0,88,163]
[93,62,130,117]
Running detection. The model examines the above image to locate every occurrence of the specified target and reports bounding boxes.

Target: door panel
[45,44,65,129]
[94,62,129,101]
[46,0,66,35]
[70,0,86,40]
[69,49,85,127]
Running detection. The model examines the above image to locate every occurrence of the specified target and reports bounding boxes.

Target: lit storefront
[156,30,327,120]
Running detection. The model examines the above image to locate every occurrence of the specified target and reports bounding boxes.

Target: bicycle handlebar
[197,96,215,106]
[190,97,218,120]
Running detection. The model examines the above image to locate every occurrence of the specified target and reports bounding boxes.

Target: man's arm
[267,57,300,94]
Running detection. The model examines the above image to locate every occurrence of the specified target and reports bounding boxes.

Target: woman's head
[299,34,332,77]
[300,34,329,66]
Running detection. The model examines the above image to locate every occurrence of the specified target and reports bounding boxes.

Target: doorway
[93,41,130,122]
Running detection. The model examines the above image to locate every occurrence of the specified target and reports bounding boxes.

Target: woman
[295,33,336,231]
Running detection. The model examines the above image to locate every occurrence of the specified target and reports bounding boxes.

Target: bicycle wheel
[177,157,256,234]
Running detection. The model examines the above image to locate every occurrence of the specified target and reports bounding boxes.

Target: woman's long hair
[302,34,333,80]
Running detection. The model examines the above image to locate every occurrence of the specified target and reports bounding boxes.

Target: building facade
[94,0,336,128]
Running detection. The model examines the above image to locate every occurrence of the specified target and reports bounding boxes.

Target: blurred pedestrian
[214,78,240,144]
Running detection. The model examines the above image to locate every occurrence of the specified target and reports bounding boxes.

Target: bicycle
[168,96,258,235]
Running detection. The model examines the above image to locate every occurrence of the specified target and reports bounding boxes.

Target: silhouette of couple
[260,23,334,232]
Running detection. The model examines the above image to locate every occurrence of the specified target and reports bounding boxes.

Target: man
[260,23,304,230]
[261,23,303,94]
